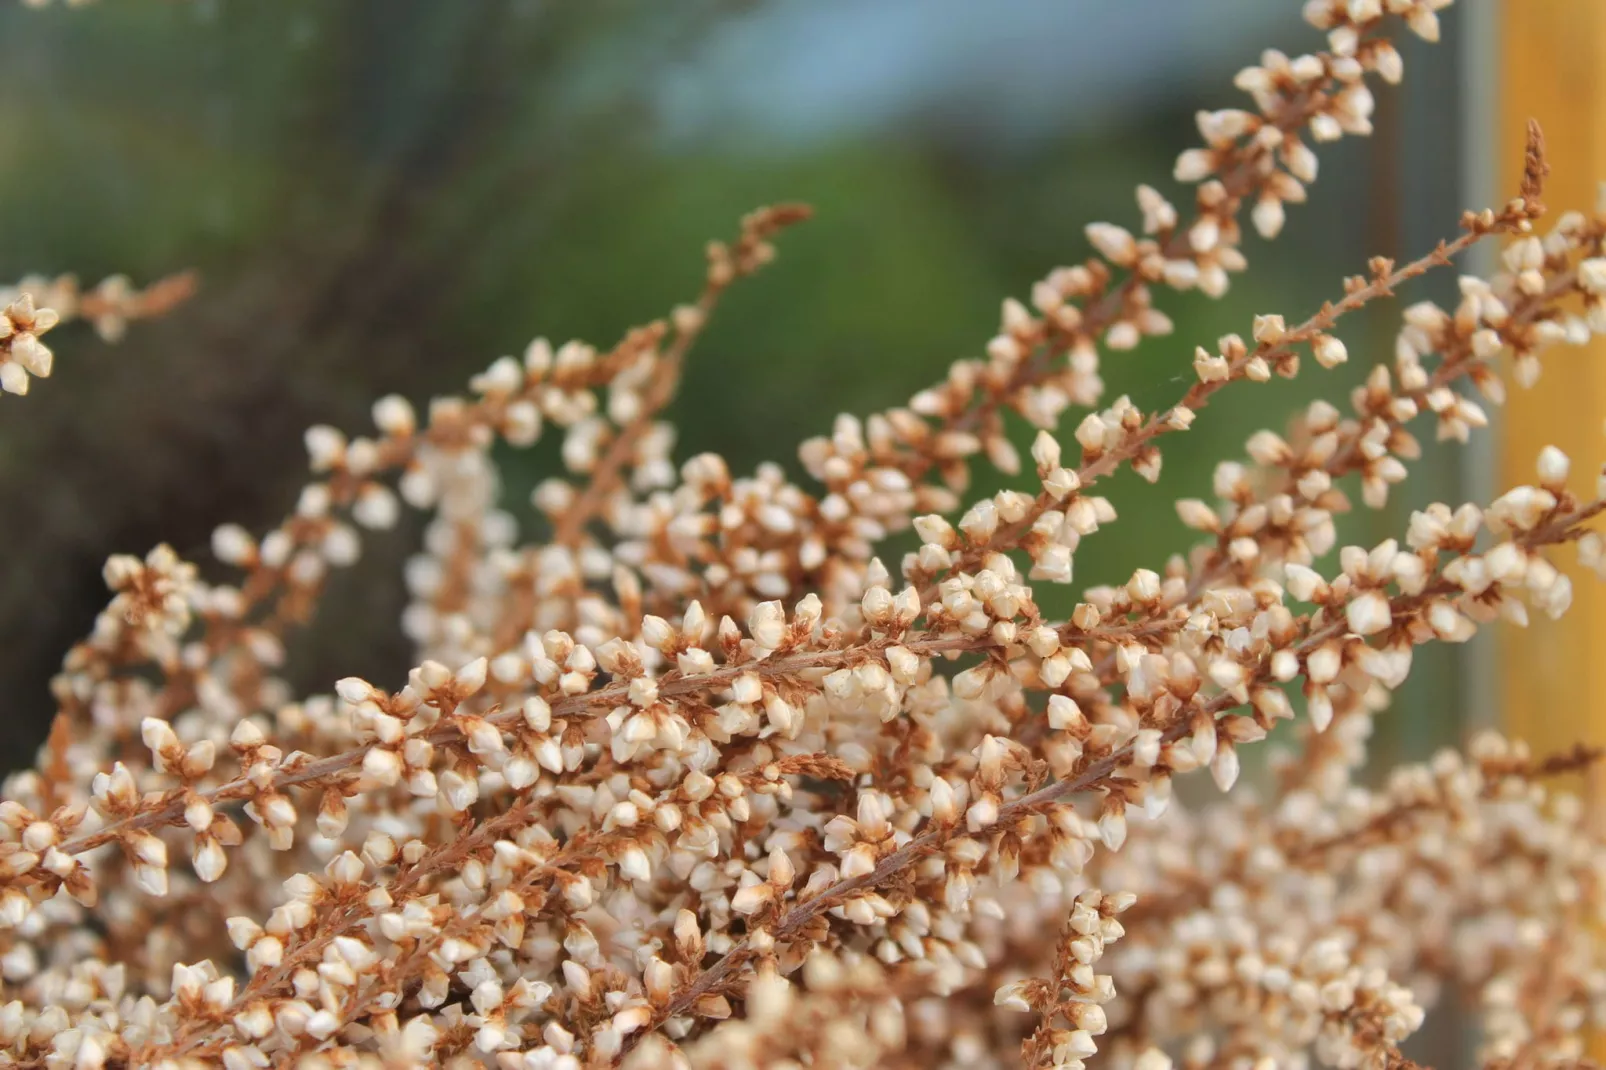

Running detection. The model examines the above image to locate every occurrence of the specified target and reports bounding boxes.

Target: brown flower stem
[891,51,1422,494]
[1184,260,1594,603]
[552,205,812,548]
[37,612,1164,874]
[925,217,1517,598]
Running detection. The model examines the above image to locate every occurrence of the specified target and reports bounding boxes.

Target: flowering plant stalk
[8,2,1606,1069]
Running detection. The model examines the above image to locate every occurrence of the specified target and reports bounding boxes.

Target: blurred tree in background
[0,0,1471,771]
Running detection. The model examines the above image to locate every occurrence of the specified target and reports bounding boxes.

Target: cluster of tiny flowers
[9,4,1606,1070]
[0,273,197,345]
[1068,734,1606,1070]
[0,272,192,398]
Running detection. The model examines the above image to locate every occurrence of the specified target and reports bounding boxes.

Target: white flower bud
[1345,590,1393,637]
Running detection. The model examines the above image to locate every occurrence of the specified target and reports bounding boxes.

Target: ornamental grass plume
[11,2,1606,1069]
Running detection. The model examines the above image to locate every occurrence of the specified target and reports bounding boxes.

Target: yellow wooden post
[1499,0,1606,786]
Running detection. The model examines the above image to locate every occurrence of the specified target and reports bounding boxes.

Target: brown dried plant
[8,3,1606,1070]
[0,272,194,400]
